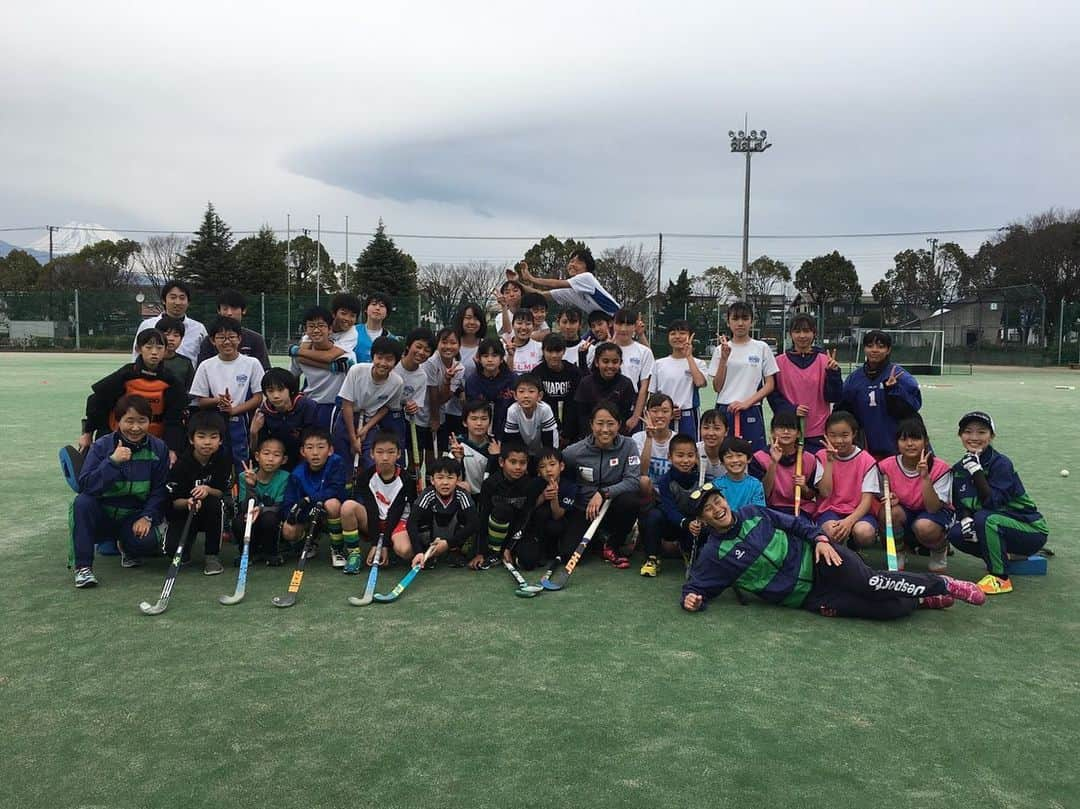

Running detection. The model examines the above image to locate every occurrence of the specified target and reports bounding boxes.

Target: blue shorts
[898,506,953,537]
[313,401,335,430]
[816,509,878,532]
[676,409,699,442]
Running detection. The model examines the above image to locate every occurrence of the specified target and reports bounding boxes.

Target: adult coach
[514,249,620,317]
[133,280,207,365]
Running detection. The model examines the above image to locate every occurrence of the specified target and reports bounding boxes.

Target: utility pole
[344,215,350,291]
[48,225,55,263]
[729,123,772,297]
[657,232,663,298]
[316,214,322,305]
[927,237,941,332]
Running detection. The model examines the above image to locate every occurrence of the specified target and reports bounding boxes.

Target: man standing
[133,280,206,366]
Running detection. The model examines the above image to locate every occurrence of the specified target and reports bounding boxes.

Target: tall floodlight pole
[729,126,772,298]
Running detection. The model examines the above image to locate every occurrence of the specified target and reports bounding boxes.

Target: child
[634,393,676,498]
[837,330,922,459]
[328,292,362,357]
[354,293,394,363]
[426,327,466,453]
[947,411,1049,595]
[154,316,195,391]
[196,288,270,369]
[506,308,543,374]
[133,280,206,365]
[238,437,291,566]
[281,427,347,565]
[392,328,435,469]
[250,368,320,470]
[503,374,558,461]
[190,316,265,472]
[532,333,581,444]
[71,395,170,588]
[576,309,614,372]
[453,303,487,379]
[448,400,500,494]
[80,328,187,461]
[406,458,480,569]
[522,291,552,341]
[557,308,583,353]
[496,277,525,340]
[573,343,637,432]
[751,411,818,516]
[586,309,653,433]
[515,250,620,318]
[289,306,350,428]
[813,411,880,549]
[341,431,417,572]
[337,336,404,462]
[680,488,985,618]
[650,319,708,440]
[164,411,234,575]
[512,447,576,570]
[713,436,766,511]
[709,301,778,452]
[472,440,546,569]
[639,433,704,578]
[696,410,728,481]
[768,314,843,453]
[878,417,953,572]
[464,338,517,438]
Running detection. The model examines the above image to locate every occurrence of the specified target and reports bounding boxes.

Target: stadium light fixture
[729,125,772,297]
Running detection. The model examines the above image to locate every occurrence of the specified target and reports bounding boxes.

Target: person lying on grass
[680,485,985,619]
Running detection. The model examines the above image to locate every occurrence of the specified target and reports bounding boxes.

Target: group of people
[67,247,1050,619]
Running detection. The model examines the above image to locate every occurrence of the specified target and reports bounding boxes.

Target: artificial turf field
[1,353,1078,809]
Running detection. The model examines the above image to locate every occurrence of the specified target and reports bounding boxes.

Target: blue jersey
[951,446,1045,526]
[282,453,348,513]
[837,361,921,457]
[712,474,765,511]
[354,325,392,364]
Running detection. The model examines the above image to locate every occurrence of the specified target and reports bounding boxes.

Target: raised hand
[917,449,930,479]
[488,438,501,456]
[884,365,903,388]
[250,410,265,433]
[826,348,840,371]
[769,441,784,463]
[110,442,132,464]
[823,435,840,459]
[719,335,731,361]
[578,336,593,354]
[449,433,464,460]
[241,459,257,488]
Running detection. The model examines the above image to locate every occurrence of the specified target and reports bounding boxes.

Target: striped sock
[343,529,360,550]
[328,517,343,546]
[488,517,509,554]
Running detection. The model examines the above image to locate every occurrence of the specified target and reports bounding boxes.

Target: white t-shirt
[459,343,479,380]
[301,327,357,354]
[339,364,404,419]
[190,354,264,404]
[548,272,619,315]
[651,355,708,410]
[510,340,543,374]
[586,340,654,388]
[368,470,409,522]
[696,441,725,482]
[134,315,206,366]
[424,355,465,417]
[634,431,672,484]
[394,362,431,428]
[708,339,779,404]
[294,332,350,404]
[504,401,558,455]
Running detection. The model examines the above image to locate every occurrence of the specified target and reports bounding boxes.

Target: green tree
[522,235,589,278]
[232,225,286,293]
[594,244,657,309]
[176,202,236,290]
[351,219,418,312]
[0,249,42,291]
[870,279,897,325]
[281,234,337,295]
[703,255,791,316]
[795,251,862,322]
[37,239,141,290]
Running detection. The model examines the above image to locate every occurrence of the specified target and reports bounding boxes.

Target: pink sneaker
[944,577,987,606]
[919,594,955,610]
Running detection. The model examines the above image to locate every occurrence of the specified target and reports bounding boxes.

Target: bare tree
[595,243,660,308]
[418,261,506,328]
[135,234,189,292]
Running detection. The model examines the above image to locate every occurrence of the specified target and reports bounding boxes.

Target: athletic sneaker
[479,554,499,570]
[203,555,224,576]
[919,594,954,610]
[928,548,948,573]
[302,541,319,561]
[118,545,142,568]
[344,549,363,574]
[976,574,1012,596]
[639,555,660,577]
[329,543,347,568]
[74,567,98,588]
[265,553,284,567]
[945,576,988,604]
[602,547,630,569]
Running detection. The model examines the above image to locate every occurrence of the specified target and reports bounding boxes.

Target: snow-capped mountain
[25,222,126,256]
[0,240,51,263]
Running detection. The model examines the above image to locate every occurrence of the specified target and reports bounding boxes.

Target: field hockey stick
[348,530,387,606]
[374,541,439,603]
[882,473,899,572]
[501,495,547,597]
[271,501,324,608]
[541,499,611,591]
[409,418,423,494]
[219,498,256,605]
[139,500,199,615]
[794,416,804,516]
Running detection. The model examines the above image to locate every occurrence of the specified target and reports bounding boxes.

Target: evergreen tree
[0,249,42,291]
[523,235,589,278]
[351,219,418,314]
[177,202,236,290]
[232,225,286,293]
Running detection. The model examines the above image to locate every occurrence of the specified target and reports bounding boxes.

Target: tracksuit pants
[71,494,159,569]
[948,508,1048,578]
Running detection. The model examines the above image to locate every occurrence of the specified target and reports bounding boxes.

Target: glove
[288,344,301,358]
[330,356,355,374]
[958,516,975,541]
[960,453,982,476]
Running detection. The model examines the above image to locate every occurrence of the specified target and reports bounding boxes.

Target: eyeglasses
[213,334,241,342]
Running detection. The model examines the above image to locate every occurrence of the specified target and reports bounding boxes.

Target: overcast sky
[3,0,1078,288]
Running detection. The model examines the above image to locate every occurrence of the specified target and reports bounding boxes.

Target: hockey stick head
[514,584,543,597]
[138,600,168,615]
[271,593,297,608]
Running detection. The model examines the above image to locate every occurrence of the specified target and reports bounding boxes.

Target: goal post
[848,328,946,376]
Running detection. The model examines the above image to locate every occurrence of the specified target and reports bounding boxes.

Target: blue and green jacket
[282,453,347,513]
[681,506,824,610]
[78,431,170,522]
[951,446,1046,529]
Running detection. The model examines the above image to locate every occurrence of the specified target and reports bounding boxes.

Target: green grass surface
[1,354,1078,809]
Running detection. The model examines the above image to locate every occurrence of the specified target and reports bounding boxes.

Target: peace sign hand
[449,433,464,460]
[916,449,930,479]
[826,348,840,371]
[884,365,903,387]
[823,435,840,459]
[719,335,731,361]
[241,459,257,488]
[769,441,784,463]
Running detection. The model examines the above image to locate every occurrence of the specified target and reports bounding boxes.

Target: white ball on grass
[1061,469,1070,477]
